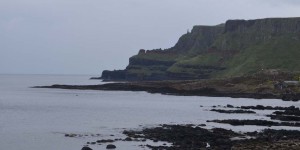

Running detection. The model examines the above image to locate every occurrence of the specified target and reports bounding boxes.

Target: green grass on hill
[221,35,300,77]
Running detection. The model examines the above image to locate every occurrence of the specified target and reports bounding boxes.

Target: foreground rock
[96,139,114,143]
[123,124,239,149]
[273,106,300,116]
[207,119,300,127]
[81,147,92,150]
[233,129,300,150]
[268,115,300,121]
[240,105,298,110]
[267,106,300,121]
[122,124,300,150]
[106,144,116,149]
[210,109,256,114]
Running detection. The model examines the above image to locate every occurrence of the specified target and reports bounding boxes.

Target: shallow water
[0,74,299,150]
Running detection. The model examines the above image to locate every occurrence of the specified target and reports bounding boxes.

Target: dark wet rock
[226,104,234,108]
[208,119,300,127]
[210,109,256,114]
[139,144,145,148]
[198,124,206,127]
[255,129,300,140]
[240,105,297,110]
[235,129,300,149]
[241,105,269,110]
[106,144,116,149]
[122,124,300,149]
[267,106,300,121]
[96,139,114,143]
[146,144,170,150]
[123,124,239,149]
[212,128,240,137]
[65,133,77,137]
[81,147,93,150]
[185,124,195,127]
[124,137,133,141]
[273,106,300,116]
[268,115,300,121]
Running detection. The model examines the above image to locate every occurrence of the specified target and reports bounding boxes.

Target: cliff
[99,17,300,81]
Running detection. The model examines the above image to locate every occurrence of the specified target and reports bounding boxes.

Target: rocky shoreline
[34,74,300,101]
[122,124,300,150]
[75,104,300,150]
[207,105,300,127]
[79,123,300,150]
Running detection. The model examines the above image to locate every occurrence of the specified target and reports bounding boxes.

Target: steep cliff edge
[99,17,300,81]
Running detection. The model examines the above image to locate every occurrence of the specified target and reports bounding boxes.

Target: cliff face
[100,17,300,81]
[171,25,224,53]
[225,18,300,34]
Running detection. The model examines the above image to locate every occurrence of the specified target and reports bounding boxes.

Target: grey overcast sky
[1,0,300,75]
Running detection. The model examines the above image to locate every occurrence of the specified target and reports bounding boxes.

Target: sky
[1,0,300,75]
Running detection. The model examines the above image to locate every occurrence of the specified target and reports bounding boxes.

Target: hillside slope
[100,17,300,81]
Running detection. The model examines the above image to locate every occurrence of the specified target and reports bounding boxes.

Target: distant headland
[94,17,300,81]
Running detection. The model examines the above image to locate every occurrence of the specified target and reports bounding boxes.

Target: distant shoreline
[34,76,300,101]
[33,83,279,99]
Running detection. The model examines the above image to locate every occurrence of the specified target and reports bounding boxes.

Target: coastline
[33,83,281,99]
[78,104,300,150]
[34,76,300,101]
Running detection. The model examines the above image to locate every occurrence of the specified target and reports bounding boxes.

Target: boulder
[106,144,116,149]
[81,147,93,150]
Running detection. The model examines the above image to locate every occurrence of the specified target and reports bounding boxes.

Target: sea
[0,74,299,150]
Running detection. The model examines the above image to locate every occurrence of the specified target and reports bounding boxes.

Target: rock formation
[99,17,300,81]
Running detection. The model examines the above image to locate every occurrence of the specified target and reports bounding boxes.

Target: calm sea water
[0,74,299,150]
